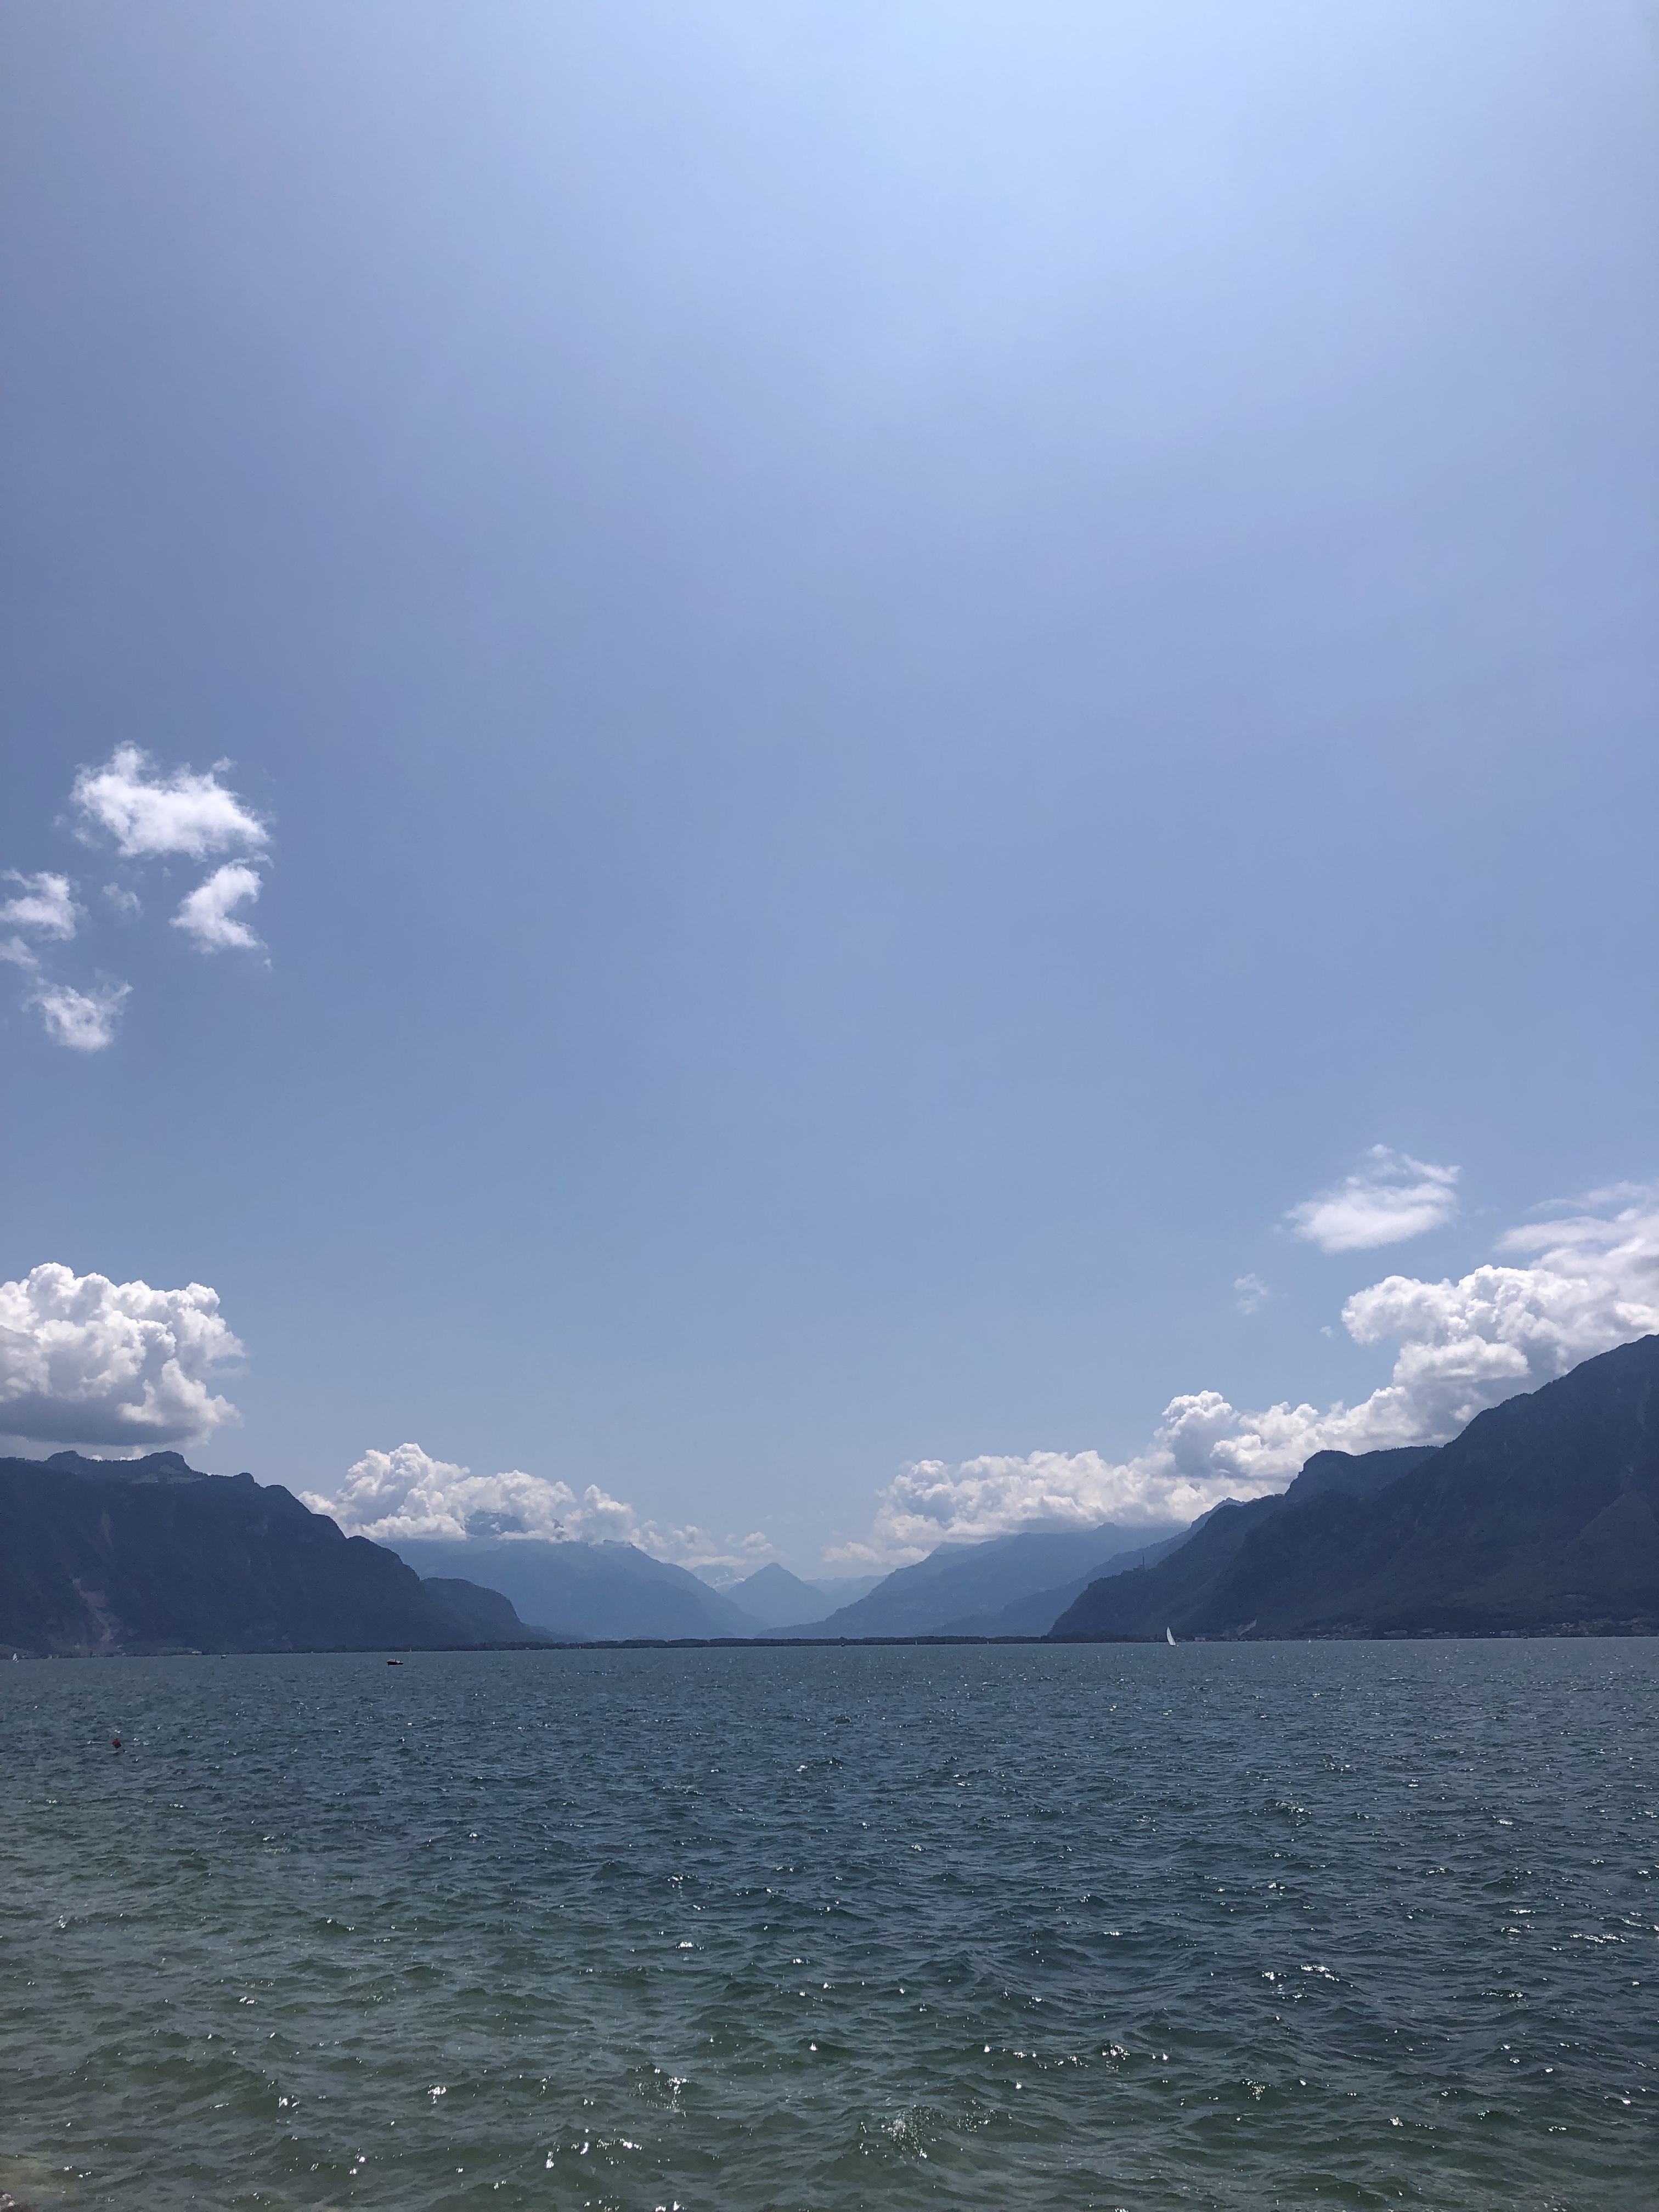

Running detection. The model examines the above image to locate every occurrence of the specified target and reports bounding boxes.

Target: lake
[3,1640,1656,2209]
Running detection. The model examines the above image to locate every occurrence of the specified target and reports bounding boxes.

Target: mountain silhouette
[1053,1336,1659,1639]
[0,1453,539,1655]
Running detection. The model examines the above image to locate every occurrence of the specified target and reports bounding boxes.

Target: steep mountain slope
[420,1577,557,1644]
[808,1573,885,1607]
[1179,1335,1659,1637]
[791,1521,1189,1639]
[388,1536,764,1640]
[0,1453,498,1655]
[1054,1338,1659,1638]
[1051,1447,1436,1639]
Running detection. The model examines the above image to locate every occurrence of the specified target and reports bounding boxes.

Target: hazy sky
[3,1,1656,1573]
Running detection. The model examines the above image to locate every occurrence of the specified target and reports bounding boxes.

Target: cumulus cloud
[839,1187,1659,1564]
[0,1262,244,1447]
[303,1442,773,1582]
[1234,1273,1272,1315]
[72,746,267,860]
[1287,1146,1459,1252]
[0,871,81,941]
[0,873,128,1046]
[172,863,264,955]
[0,752,273,1045]
[30,978,131,1052]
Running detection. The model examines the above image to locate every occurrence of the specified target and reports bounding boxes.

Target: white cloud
[1287,1145,1459,1252]
[30,978,131,1052]
[72,745,268,861]
[0,871,81,941]
[172,864,264,955]
[303,1442,773,1582]
[839,1186,1659,1564]
[103,883,143,921]
[0,1262,244,1447]
[0,874,126,1046]
[1234,1272,1272,1315]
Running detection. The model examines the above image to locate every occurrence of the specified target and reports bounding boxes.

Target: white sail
[1165,1626,1176,1645]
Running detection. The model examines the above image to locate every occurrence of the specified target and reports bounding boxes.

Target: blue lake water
[3,1640,1657,2210]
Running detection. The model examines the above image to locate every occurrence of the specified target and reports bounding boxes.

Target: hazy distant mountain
[1055,1335,1659,1638]
[809,1572,884,1606]
[0,1452,520,1655]
[726,1561,838,1627]
[388,1536,764,1640]
[786,1521,1191,1639]
[938,1530,1193,1636]
[716,1566,884,1627]
[420,1577,558,1644]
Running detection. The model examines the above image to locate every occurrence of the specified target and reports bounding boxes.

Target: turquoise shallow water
[2,1641,1657,2212]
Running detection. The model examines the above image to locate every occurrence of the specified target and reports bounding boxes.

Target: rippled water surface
[4,1641,1658,2210]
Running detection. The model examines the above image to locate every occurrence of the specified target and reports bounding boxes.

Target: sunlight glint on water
[3,1641,1657,2210]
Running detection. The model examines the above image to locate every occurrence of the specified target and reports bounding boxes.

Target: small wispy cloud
[1233,1272,1272,1315]
[72,745,267,860]
[1286,1145,1459,1254]
[0,748,280,1040]
[172,862,264,955]
[0,874,127,1049]
[0,871,81,941]
[31,978,131,1053]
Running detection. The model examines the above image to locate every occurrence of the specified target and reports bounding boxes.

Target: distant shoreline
[9,1624,1657,1659]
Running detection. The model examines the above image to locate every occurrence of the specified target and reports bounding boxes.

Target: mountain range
[724,1562,884,1627]
[1053,1333,1659,1639]
[5,1335,1654,1654]
[776,1521,1190,1638]
[0,1452,552,1656]
[387,1535,764,1641]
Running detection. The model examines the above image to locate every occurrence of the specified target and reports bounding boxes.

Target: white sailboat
[1165,1626,1176,1646]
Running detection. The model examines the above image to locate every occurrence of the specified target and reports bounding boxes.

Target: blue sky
[3,1,1656,1573]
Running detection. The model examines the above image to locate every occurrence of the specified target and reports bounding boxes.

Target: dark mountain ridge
[0,1452,546,1656]
[1054,1338,1659,1639]
[1049,1446,1434,1639]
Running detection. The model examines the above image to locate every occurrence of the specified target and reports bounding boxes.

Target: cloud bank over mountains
[302,1442,772,1582]
[6,1186,1655,1571]
[848,1186,1659,1561]
[0,1263,244,1448]
[1,749,270,1049]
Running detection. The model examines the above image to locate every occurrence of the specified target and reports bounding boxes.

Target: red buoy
[111,1736,122,1750]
